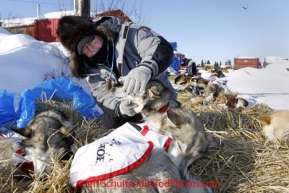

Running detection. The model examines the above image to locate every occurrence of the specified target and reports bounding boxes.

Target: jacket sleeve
[133,27,173,77]
[86,72,122,119]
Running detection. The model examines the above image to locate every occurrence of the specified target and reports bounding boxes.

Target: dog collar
[158,102,170,114]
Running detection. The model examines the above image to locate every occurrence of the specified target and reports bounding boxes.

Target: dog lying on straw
[0,110,77,177]
[71,81,220,193]
[257,110,289,144]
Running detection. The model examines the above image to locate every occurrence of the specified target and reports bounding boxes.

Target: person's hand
[119,99,138,117]
[122,66,152,96]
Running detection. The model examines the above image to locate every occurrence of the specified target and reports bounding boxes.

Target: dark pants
[96,113,143,130]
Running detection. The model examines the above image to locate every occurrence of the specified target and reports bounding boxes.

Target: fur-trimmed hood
[56,16,95,53]
[56,16,117,78]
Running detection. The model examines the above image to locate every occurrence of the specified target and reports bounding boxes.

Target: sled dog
[257,110,289,144]
[74,81,220,193]
[0,109,77,176]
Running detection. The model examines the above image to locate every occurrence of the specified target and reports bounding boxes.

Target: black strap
[128,122,142,132]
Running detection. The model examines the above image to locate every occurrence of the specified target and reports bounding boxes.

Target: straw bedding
[1,91,289,193]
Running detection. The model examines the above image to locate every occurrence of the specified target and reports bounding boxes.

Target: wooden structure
[2,10,131,43]
[234,57,259,69]
[96,9,132,22]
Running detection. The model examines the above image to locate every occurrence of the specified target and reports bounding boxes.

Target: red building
[234,57,259,69]
[2,10,131,43]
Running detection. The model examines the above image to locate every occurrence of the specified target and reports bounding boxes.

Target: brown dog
[257,110,289,144]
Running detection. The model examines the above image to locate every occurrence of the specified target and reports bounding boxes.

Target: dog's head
[215,93,238,109]
[173,74,194,91]
[163,108,208,164]
[235,95,257,109]
[204,84,220,97]
[196,78,209,87]
[154,108,220,178]
[211,69,226,78]
[203,84,220,105]
[235,98,249,108]
[174,74,193,85]
[12,110,78,174]
[112,80,178,117]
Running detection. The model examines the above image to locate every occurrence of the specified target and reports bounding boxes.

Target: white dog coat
[208,75,230,94]
[70,122,172,189]
[236,94,257,108]
[0,127,35,175]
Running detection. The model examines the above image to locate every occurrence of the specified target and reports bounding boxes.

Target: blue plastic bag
[169,42,178,51]
[0,90,17,126]
[169,56,180,71]
[16,89,36,128]
[16,77,102,128]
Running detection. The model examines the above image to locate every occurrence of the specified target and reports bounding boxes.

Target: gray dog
[0,109,77,177]
[73,81,220,193]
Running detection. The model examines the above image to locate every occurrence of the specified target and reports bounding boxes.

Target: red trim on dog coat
[70,122,172,190]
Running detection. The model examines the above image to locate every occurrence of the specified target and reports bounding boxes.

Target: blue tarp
[169,42,177,51]
[0,77,102,128]
[0,90,17,125]
[168,42,180,71]
[169,56,180,71]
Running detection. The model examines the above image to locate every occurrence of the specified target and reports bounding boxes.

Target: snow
[223,61,289,110]
[0,27,91,109]
[0,11,98,27]
[0,26,289,113]
[0,26,11,40]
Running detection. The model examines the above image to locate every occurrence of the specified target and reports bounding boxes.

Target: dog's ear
[12,127,32,139]
[225,95,236,109]
[242,99,249,107]
[166,109,184,127]
[206,132,222,149]
[257,115,271,125]
[147,86,161,100]
[60,124,78,136]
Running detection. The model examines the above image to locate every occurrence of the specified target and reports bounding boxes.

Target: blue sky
[1,0,289,65]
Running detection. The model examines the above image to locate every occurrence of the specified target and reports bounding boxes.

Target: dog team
[172,67,289,146]
[172,67,258,109]
[1,14,289,193]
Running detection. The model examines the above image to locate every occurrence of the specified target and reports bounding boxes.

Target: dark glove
[119,99,138,117]
[122,66,152,96]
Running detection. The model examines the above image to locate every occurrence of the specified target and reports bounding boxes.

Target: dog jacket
[0,127,35,175]
[208,75,227,86]
[208,75,230,94]
[236,94,257,108]
[0,127,22,143]
[70,122,172,189]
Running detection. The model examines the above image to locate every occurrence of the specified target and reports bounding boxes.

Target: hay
[178,93,289,193]
[1,93,289,193]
